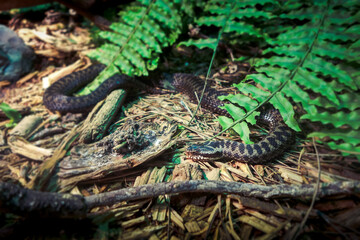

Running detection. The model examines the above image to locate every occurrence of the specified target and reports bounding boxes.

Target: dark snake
[43,64,294,164]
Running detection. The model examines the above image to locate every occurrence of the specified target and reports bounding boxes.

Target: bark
[0,182,87,218]
[1,180,359,218]
[85,180,360,208]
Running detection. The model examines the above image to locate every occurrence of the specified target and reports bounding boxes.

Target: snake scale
[43,64,294,164]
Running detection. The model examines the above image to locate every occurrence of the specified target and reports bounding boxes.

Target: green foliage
[81,0,190,95]
[181,0,360,159]
[8,3,58,13]
[0,102,21,127]
[85,0,360,159]
[87,0,184,82]
[180,0,275,50]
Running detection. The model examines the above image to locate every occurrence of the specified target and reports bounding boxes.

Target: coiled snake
[43,64,294,164]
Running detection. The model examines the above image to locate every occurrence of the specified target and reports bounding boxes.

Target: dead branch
[0,182,87,218]
[86,180,360,208]
[1,180,359,218]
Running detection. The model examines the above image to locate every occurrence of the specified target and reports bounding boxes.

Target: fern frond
[83,0,186,93]
[241,0,360,158]
[179,38,218,50]
[179,0,280,143]
[179,0,274,50]
[181,0,360,159]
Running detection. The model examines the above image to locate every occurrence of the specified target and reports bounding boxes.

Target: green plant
[181,0,360,159]
[8,3,59,13]
[85,0,186,92]
[86,0,359,159]
[0,102,22,127]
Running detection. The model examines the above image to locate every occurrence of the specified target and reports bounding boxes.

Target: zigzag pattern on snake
[43,64,294,164]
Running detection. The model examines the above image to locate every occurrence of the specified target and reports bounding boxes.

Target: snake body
[172,74,294,164]
[43,65,294,163]
[43,64,132,113]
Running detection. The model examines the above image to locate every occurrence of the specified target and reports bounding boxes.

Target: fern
[182,0,360,159]
[82,0,185,93]
[180,0,275,50]
[10,3,59,13]
[180,0,278,143]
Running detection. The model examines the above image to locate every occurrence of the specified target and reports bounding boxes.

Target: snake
[43,64,133,113]
[43,64,294,164]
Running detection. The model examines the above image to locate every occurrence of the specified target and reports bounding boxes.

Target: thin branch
[294,137,323,238]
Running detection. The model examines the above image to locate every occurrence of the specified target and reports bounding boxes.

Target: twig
[295,137,322,238]
[1,180,359,218]
[86,180,359,208]
[188,1,236,126]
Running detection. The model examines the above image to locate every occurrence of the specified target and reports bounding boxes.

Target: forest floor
[0,6,360,240]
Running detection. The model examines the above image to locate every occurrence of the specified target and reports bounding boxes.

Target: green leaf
[309,92,360,111]
[319,25,357,42]
[255,66,291,80]
[272,25,317,45]
[235,83,269,102]
[235,0,277,7]
[0,102,22,127]
[326,142,360,159]
[263,45,306,58]
[350,39,360,49]
[205,4,232,15]
[280,8,320,21]
[254,56,300,71]
[327,9,360,25]
[303,54,357,90]
[141,18,167,43]
[222,103,259,125]
[312,40,356,60]
[114,55,135,75]
[134,28,162,53]
[224,22,263,38]
[219,93,258,112]
[178,38,217,50]
[147,57,159,70]
[269,92,300,131]
[155,0,175,15]
[309,129,360,145]
[302,110,360,129]
[282,81,317,115]
[196,16,227,27]
[217,116,252,144]
[122,47,147,75]
[294,67,339,105]
[88,0,182,78]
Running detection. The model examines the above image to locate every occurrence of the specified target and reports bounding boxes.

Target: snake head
[186,143,222,161]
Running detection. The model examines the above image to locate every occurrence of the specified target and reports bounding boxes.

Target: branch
[1,180,359,218]
[0,182,87,218]
[85,180,360,208]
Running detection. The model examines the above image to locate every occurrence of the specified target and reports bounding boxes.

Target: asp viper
[43,64,294,164]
